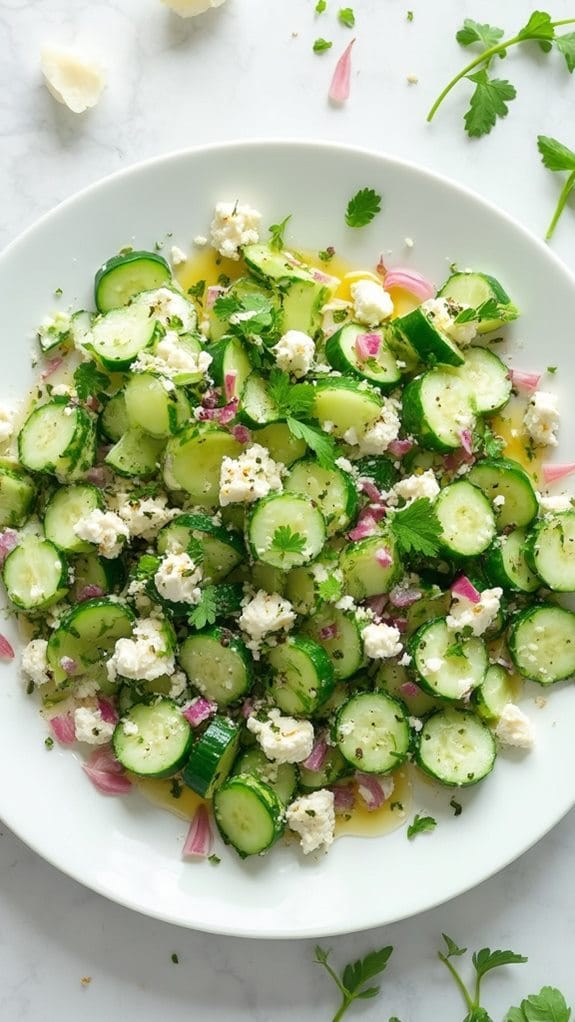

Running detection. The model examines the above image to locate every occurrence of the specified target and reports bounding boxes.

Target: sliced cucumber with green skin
[251,561,287,596]
[244,245,315,284]
[302,607,365,680]
[100,391,129,442]
[525,511,575,592]
[70,553,125,600]
[178,628,253,706]
[69,310,94,353]
[335,692,410,773]
[325,323,401,390]
[280,278,330,336]
[472,664,516,722]
[247,493,326,569]
[405,588,451,637]
[409,618,488,701]
[105,429,166,478]
[402,370,475,452]
[46,597,135,686]
[214,773,285,857]
[87,303,158,371]
[252,423,307,467]
[267,635,335,716]
[237,373,280,427]
[313,378,382,438]
[416,708,496,786]
[43,484,104,553]
[437,271,518,335]
[113,699,192,778]
[3,534,69,610]
[485,529,539,593]
[284,457,358,536]
[163,425,242,506]
[339,533,401,599]
[182,716,240,798]
[209,335,253,398]
[233,747,298,805]
[0,463,36,527]
[94,250,172,313]
[124,372,190,439]
[508,604,575,684]
[467,458,538,530]
[285,563,320,614]
[435,480,496,558]
[18,400,97,481]
[298,745,348,791]
[157,513,244,583]
[455,347,512,413]
[355,456,399,492]
[394,306,465,367]
[375,660,439,716]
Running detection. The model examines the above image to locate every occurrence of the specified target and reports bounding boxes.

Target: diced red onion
[356,772,391,811]
[302,737,328,772]
[206,286,226,309]
[59,656,78,676]
[196,406,219,421]
[451,575,481,604]
[382,614,408,632]
[383,267,435,301]
[387,438,414,458]
[460,429,473,455]
[311,268,333,284]
[331,783,356,813]
[224,372,237,402]
[183,804,213,858]
[349,512,378,541]
[0,634,14,660]
[360,479,382,502]
[365,593,388,618]
[0,529,18,566]
[509,369,541,393]
[319,622,339,640]
[399,681,421,699]
[77,585,105,602]
[375,547,393,568]
[96,443,112,461]
[443,448,476,472]
[217,398,239,425]
[183,698,217,728]
[389,585,422,608]
[85,466,109,488]
[355,333,381,361]
[241,698,255,720]
[86,395,101,412]
[88,745,124,774]
[542,463,575,484]
[368,504,388,522]
[41,357,63,380]
[328,38,355,103]
[231,424,251,444]
[201,387,221,409]
[51,713,76,745]
[97,698,118,725]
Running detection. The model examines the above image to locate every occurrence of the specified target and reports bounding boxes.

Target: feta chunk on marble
[41,45,106,114]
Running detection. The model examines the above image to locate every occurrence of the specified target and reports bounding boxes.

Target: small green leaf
[537,135,575,172]
[187,279,206,301]
[390,498,442,558]
[517,10,555,45]
[407,814,437,839]
[345,187,382,228]
[318,575,343,602]
[464,1010,493,1022]
[520,986,571,1022]
[268,215,291,252]
[441,933,467,958]
[456,18,504,50]
[504,1009,527,1022]
[286,418,337,469]
[187,587,219,630]
[472,947,528,981]
[313,37,333,53]
[270,525,306,558]
[338,7,355,28]
[464,70,517,138]
[556,32,575,72]
[74,362,109,402]
[315,0,327,12]
[356,986,380,1000]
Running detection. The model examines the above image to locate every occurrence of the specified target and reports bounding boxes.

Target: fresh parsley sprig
[407,813,437,839]
[286,417,337,469]
[270,525,306,560]
[268,215,291,251]
[505,986,572,1021]
[428,12,575,137]
[538,134,575,238]
[267,369,315,418]
[345,187,382,228]
[390,498,442,558]
[439,933,527,1020]
[314,944,393,1021]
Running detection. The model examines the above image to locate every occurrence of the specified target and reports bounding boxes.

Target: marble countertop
[2,0,575,1018]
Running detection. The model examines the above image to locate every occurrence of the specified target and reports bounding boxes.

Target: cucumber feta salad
[4,197,574,861]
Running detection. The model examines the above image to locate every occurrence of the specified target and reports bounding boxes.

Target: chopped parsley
[407,814,437,839]
[171,953,179,965]
[390,498,442,558]
[268,214,291,252]
[315,0,327,12]
[313,37,333,53]
[187,279,207,302]
[338,7,355,29]
[345,187,382,228]
[270,525,307,559]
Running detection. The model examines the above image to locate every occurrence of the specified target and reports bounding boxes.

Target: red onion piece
[360,479,381,503]
[375,547,393,568]
[383,267,435,301]
[183,698,217,728]
[319,622,339,640]
[356,772,392,811]
[509,369,541,393]
[41,357,63,380]
[59,656,78,676]
[241,698,255,720]
[218,398,239,425]
[349,512,378,541]
[77,585,105,602]
[369,504,388,522]
[206,286,226,309]
[387,438,414,458]
[365,594,388,618]
[85,466,110,488]
[82,745,132,795]
[97,698,118,725]
[355,333,381,361]
[443,448,476,472]
[389,585,422,608]
[0,529,18,566]
[451,575,481,604]
[328,38,355,103]
[0,634,14,660]
[201,387,221,409]
[301,737,328,772]
[196,407,219,421]
[399,681,421,699]
[51,713,76,745]
[311,268,334,284]
[87,745,125,774]
[382,614,408,632]
[460,429,473,455]
[224,371,237,402]
[542,463,575,484]
[331,783,356,813]
[183,804,213,858]
[231,424,251,444]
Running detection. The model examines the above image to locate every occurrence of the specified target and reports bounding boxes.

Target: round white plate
[1,141,574,938]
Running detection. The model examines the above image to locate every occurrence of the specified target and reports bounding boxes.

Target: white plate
[1,140,574,939]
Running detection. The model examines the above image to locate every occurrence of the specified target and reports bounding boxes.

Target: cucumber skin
[113,700,193,779]
[182,716,240,798]
[94,250,171,313]
[213,773,285,858]
[401,377,457,453]
[508,604,575,684]
[395,307,464,367]
[415,709,496,787]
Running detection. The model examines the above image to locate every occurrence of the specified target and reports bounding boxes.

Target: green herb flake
[407,11,413,22]
[345,187,382,228]
[313,37,333,53]
[271,525,307,559]
[338,7,355,29]
[450,797,463,817]
[188,587,219,630]
[208,854,221,866]
[315,0,327,12]
[268,214,292,252]
[407,813,437,839]
[54,287,63,297]
[318,246,336,262]
[287,417,337,469]
[171,953,179,965]
[44,736,54,750]
[187,279,207,302]
[318,575,343,602]
[547,365,558,374]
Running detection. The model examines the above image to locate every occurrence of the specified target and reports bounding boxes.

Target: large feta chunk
[21,639,51,686]
[356,397,401,455]
[362,622,403,659]
[273,330,315,378]
[73,509,129,559]
[116,494,178,541]
[219,443,284,506]
[286,789,335,854]
[524,391,560,447]
[538,492,573,514]
[107,618,175,682]
[154,333,212,377]
[494,703,535,749]
[154,552,202,605]
[162,0,227,17]
[422,297,477,346]
[73,706,115,745]
[247,708,314,764]
[41,46,106,114]
[239,590,296,642]
[392,469,440,505]
[210,201,261,260]
[447,586,502,637]
[351,280,394,327]
[138,287,196,333]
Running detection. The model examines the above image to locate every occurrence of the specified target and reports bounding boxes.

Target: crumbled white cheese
[51,383,74,398]
[538,492,573,514]
[362,622,403,659]
[116,494,178,541]
[273,330,315,378]
[357,397,401,456]
[247,708,314,765]
[408,716,423,732]
[398,652,412,666]
[335,594,356,612]
[138,287,196,333]
[107,618,175,682]
[0,405,15,442]
[162,0,227,17]
[392,469,440,505]
[493,494,506,508]
[286,789,335,854]
[122,719,139,736]
[425,656,444,673]
[193,235,208,247]
[524,391,560,447]
[154,333,212,377]
[41,46,106,114]
[239,590,296,642]
[494,703,535,749]
[170,245,187,266]
[219,443,284,506]
[73,509,129,559]
[21,639,51,686]
[73,706,115,745]
[422,297,476,346]
[75,678,100,699]
[169,671,188,701]
[210,201,261,260]
[447,587,503,637]
[154,552,202,605]
[351,280,394,327]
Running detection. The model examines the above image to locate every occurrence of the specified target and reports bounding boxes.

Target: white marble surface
[1,0,575,1018]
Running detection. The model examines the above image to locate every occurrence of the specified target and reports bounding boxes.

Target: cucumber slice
[312,378,382,438]
[89,304,158,371]
[95,250,172,313]
[2,534,68,610]
[178,628,253,706]
[69,310,94,353]
[437,271,518,335]
[233,747,297,805]
[325,323,401,390]
[416,708,496,786]
[70,553,124,600]
[46,598,135,686]
[472,664,516,722]
[455,347,512,413]
[163,425,242,505]
[267,635,335,716]
[375,660,438,716]
[105,428,165,478]
[298,746,348,791]
[339,533,401,599]
[238,373,280,427]
[113,699,192,778]
[467,458,538,529]
[485,529,539,593]
[284,457,358,536]
[247,493,326,568]
[251,423,307,467]
[209,335,253,398]
[435,480,496,558]
[18,400,97,481]
[0,463,36,527]
[124,372,190,439]
[394,306,465,367]
[182,716,240,798]
[302,606,365,680]
[100,391,129,442]
[251,561,287,596]
[43,484,104,553]
[402,369,475,452]
[525,511,575,592]
[157,513,244,583]
[508,604,575,684]
[409,618,488,701]
[280,278,330,335]
[335,692,410,773]
[405,588,451,637]
[214,773,285,857]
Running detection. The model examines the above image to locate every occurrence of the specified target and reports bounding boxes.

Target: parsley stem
[332,998,352,1022]
[545,168,575,239]
[438,954,474,1012]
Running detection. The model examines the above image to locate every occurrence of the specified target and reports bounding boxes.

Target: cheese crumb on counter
[41,46,106,113]
[286,789,335,853]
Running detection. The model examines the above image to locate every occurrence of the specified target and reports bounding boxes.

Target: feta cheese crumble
[422,297,477,346]
[21,639,51,687]
[116,494,178,541]
[138,287,196,333]
[362,622,403,659]
[210,201,261,260]
[107,619,175,682]
[351,280,394,327]
[73,509,129,559]
[247,708,314,765]
[524,391,560,447]
[392,469,440,505]
[538,493,573,514]
[219,444,284,506]
[0,405,15,442]
[154,333,212,377]
[73,706,115,745]
[273,330,315,378]
[286,789,335,854]
[447,587,503,637]
[494,703,535,749]
[357,397,401,456]
[154,552,202,605]
[41,45,106,114]
[170,245,187,266]
[162,0,227,17]
[239,590,296,642]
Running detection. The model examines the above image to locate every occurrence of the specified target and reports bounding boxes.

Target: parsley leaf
[345,187,382,228]
[556,32,575,73]
[74,362,109,402]
[268,215,291,252]
[464,70,517,138]
[315,0,327,11]
[313,37,333,53]
[477,424,505,459]
[187,587,219,630]
[187,279,206,302]
[267,369,315,417]
[286,417,337,469]
[315,944,393,1020]
[390,498,442,558]
[537,135,575,239]
[517,10,555,47]
[318,246,336,262]
[338,7,355,29]
[270,525,306,559]
[318,575,343,602]
[454,297,517,325]
[456,19,504,50]
[472,948,528,982]
[407,814,437,839]
[213,292,278,340]
[505,986,572,1022]
[442,934,468,959]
